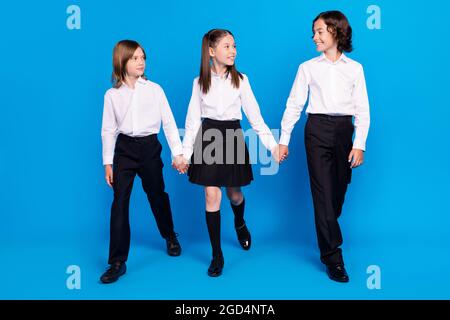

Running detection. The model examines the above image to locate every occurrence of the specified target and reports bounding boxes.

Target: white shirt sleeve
[182,79,202,161]
[159,87,183,157]
[352,66,370,151]
[101,91,118,165]
[240,75,277,152]
[280,64,310,146]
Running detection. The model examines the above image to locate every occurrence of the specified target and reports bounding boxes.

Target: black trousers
[108,133,175,264]
[304,114,354,266]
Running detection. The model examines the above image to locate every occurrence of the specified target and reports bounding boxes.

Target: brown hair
[313,11,353,53]
[111,40,147,88]
[198,29,243,94]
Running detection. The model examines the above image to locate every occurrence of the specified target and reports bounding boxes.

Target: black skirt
[188,118,253,187]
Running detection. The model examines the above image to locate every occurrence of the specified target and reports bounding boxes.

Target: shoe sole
[100,271,126,284]
[330,278,349,283]
[168,253,181,257]
[327,275,349,283]
[168,250,182,257]
[207,271,223,277]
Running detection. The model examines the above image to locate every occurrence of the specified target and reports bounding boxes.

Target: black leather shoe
[235,223,251,250]
[326,264,349,283]
[207,254,224,277]
[166,233,181,257]
[100,262,126,284]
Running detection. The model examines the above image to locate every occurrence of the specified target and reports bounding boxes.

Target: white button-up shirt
[101,77,182,165]
[280,53,370,150]
[182,73,277,160]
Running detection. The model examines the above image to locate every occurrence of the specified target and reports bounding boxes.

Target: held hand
[178,156,189,174]
[171,157,178,171]
[271,145,280,163]
[171,156,180,172]
[172,155,189,174]
[279,144,289,163]
[348,149,364,168]
[104,164,113,187]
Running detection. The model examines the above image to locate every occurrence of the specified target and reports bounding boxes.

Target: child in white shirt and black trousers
[100,40,185,284]
[279,11,371,283]
[176,29,279,277]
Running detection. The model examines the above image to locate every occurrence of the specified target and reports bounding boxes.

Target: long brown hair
[111,40,147,88]
[198,29,243,94]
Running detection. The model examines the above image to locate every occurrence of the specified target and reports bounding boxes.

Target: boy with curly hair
[278,11,371,283]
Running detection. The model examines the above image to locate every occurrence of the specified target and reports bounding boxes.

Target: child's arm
[159,86,183,158]
[279,64,310,147]
[182,79,202,162]
[348,65,370,168]
[240,74,278,160]
[101,92,118,187]
[277,64,309,163]
[352,65,371,152]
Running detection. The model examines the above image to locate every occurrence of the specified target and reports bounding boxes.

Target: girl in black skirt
[176,29,279,277]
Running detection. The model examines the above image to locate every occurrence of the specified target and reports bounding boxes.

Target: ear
[327,25,337,36]
[209,46,215,57]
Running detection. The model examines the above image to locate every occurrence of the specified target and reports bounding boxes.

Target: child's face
[313,19,337,52]
[126,47,146,78]
[209,34,237,67]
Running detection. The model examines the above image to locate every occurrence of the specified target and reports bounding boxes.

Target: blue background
[1,0,449,299]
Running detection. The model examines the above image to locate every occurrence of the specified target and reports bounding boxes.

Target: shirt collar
[120,77,146,90]
[119,82,133,90]
[211,70,231,79]
[137,77,147,84]
[317,52,348,64]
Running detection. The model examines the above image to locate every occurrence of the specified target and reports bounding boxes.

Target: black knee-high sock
[231,198,245,228]
[206,210,222,257]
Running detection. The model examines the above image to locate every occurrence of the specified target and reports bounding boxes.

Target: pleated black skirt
[188,118,253,187]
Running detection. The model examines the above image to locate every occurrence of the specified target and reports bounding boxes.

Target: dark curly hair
[313,11,353,53]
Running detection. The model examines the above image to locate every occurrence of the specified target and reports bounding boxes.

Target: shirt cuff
[170,145,183,158]
[182,147,193,162]
[352,139,366,151]
[103,157,113,166]
[279,133,291,146]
